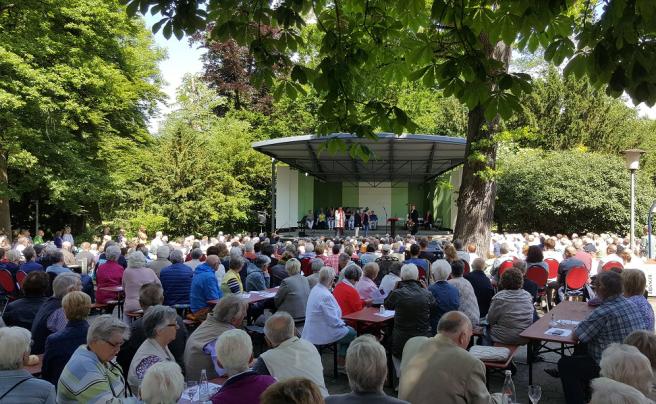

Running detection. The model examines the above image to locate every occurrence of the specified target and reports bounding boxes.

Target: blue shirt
[576,295,647,363]
[428,281,460,333]
[20,261,44,274]
[45,264,71,275]
[190,263,222,312]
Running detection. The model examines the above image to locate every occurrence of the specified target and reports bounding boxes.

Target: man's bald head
[437,311,472,349]
[205,254,220,269]
[264,311,295,346]
[564,246,577,258]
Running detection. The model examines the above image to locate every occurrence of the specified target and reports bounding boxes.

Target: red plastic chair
[601,261,624,273]
[544,258,559,280]
[463,260,471,275]
[498,260,514,278]
[564,266,589,299]
[526,265,549,288]
[0,269,16,300]
[16,270,27,289]
[300,257,313,277]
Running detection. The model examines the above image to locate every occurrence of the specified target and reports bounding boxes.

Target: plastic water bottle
[501,370,516,404]
[379,304,385,314]
[199,369,210,403]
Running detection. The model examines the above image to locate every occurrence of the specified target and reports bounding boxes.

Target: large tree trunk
[0,152,11,240]
[453,39,511,256]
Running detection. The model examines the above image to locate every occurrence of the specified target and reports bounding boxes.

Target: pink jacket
[96,261,124,304]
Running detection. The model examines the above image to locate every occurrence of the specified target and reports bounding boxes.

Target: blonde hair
[625,330,656,370]
[140,362,184,404]
[600,344,653,397]
[62,290,91,321]
[622,268,647,297]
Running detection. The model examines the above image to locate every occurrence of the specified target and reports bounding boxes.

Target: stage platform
[276,227,452,240]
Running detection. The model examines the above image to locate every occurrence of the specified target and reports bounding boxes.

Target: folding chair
[16,270,27,289]
[601,261,624,273]
[526,265,549,312]
[544,258,559,280]
[498,260,514,279]
[564,266,589,301]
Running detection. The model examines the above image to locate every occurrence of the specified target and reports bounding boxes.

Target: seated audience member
[403,244,429,281]
[596,244,624,273]
[0,327,56,403]
[159,249,193,307]
[358,244,377,266]
[326,335,408,404]
[31,272,81,354]
[356,262,384,302]
[384,264,437,359]
[117,283,187,377]
[57,315,136,403]
[590,378,651,404]
[140,362,184,404]
[75,242,96,271]
[453,239,471,263]
[42,291,91,386]
[253,312,328,397]
[525,245,549,272]
[399,311,495,404]
[44,250,69,276]
[487,268,534,345]
[625,330,656,376]
[186,248,205,270]
[302,267,356,358]
[122,251,161,313]
[464,258,495,317]
[2,271,48,329]
[307,259,324,289]
[557,246,586,286]
[274,258,311,320]
[490,243,513,278]
[260,378,325,404]
[448,260,480,326]
[148,245,172,278]
[19,246,43,273]
[428,259,459,334]
[593,344,656,401]
[418,239,437,263]
[184,295,247,380]
[622,269,655,331]
[3,249,21,278]
[555,271,647,403]
[379,262,402,297]
[209,329,277,404]
[190,255,223,316]
[96,245,125,304]
[375,244,399,284]
[512,260,538,301]
[246,255,271,292]
[127,305,178,392]
[270,252,293,287]
[221,255,245,295]
[334,265,366,315]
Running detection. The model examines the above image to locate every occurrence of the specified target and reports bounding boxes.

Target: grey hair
[255,255,271,269]
[212,295,246,323]
[229,247,243,258]
[6,249,21,262]
[400,263,419,281]
[431,260,451,282]
[141,362,184,404]
[264,311,295,346]
[53,272,81,298]
[87,314,130,345]
[169,249,185,264]
[0,327,31,370]
[190,248,203,260]
[285,258,301,275]
[51,250,64,263]
[156,245,170,259]
[342,264,362,282]
[305,243,314,253]
[345,335,387,393]
[437,311,471,335]
[105,245,122,261]
[243,242,254,252]
[600,343,654,397]
[143,305,178,339]
[127,251,147,268]
[311,258,324,273]
[215,329,253,374]
[319,267,335,286]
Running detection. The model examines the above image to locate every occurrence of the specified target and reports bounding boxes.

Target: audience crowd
[0,227,655,403]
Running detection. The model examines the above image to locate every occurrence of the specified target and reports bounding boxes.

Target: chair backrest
[601,261,624,273]
[300,257,313,277]
[566,266,589,290]
[526,265,549,288]
[463,260,471,275]
[544,258,559,279]
[498,260,514,278]
[16,270,27,289]
[0,269,15,295]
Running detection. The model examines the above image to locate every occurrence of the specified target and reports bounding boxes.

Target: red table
[208,287,279,306]
[342,307,395,335]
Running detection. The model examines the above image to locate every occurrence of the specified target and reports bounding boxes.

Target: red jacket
[333,280,364,315]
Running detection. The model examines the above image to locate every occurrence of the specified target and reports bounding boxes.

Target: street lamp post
[624,149,646,252]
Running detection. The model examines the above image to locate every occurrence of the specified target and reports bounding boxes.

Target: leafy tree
[0,0,163,237]
[495,147,656,235]
[123,0,655,250]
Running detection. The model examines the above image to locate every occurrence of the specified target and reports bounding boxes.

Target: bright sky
[143,14,206,133]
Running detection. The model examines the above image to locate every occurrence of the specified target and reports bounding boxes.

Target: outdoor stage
[276,226,452,240]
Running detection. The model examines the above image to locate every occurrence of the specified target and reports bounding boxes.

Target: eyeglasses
[103,339,124,349]
[167,323,178,328]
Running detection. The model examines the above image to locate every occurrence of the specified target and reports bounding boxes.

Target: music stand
[387,218,400,238]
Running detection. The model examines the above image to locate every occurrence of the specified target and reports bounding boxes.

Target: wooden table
[519,300,594,384]
[25,354,44,376]
[98,285,124,293]
[208,287,279,306]
[342,307,395,333]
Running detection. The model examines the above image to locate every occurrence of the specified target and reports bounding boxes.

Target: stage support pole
[271,158,276,235]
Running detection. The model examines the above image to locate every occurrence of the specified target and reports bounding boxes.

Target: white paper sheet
[545,328,572,337]
[180,382,221,402]
[240,293,251,299]
[374,310,395,317]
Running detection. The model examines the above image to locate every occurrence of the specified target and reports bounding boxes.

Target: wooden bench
[480,343,520,386]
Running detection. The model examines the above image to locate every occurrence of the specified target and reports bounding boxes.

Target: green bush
[494,148,656,235]
[108,210,169,239]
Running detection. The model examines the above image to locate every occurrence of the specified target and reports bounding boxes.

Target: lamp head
[624,149,646,170]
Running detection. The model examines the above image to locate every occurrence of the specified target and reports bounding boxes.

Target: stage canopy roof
[252,133,467,184]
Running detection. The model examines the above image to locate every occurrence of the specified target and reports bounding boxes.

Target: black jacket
[464,271,495,317]
[384,279,437,357]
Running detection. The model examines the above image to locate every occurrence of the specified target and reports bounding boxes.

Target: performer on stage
[410,204,419,235]
[335,207,345,237]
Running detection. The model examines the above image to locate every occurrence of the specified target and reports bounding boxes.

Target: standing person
[327,208,335,231]
[335,207,345,238]
[62,226,74,246]
[409,205,419,235]
[354,209,362,238]
[362,209,370,237]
